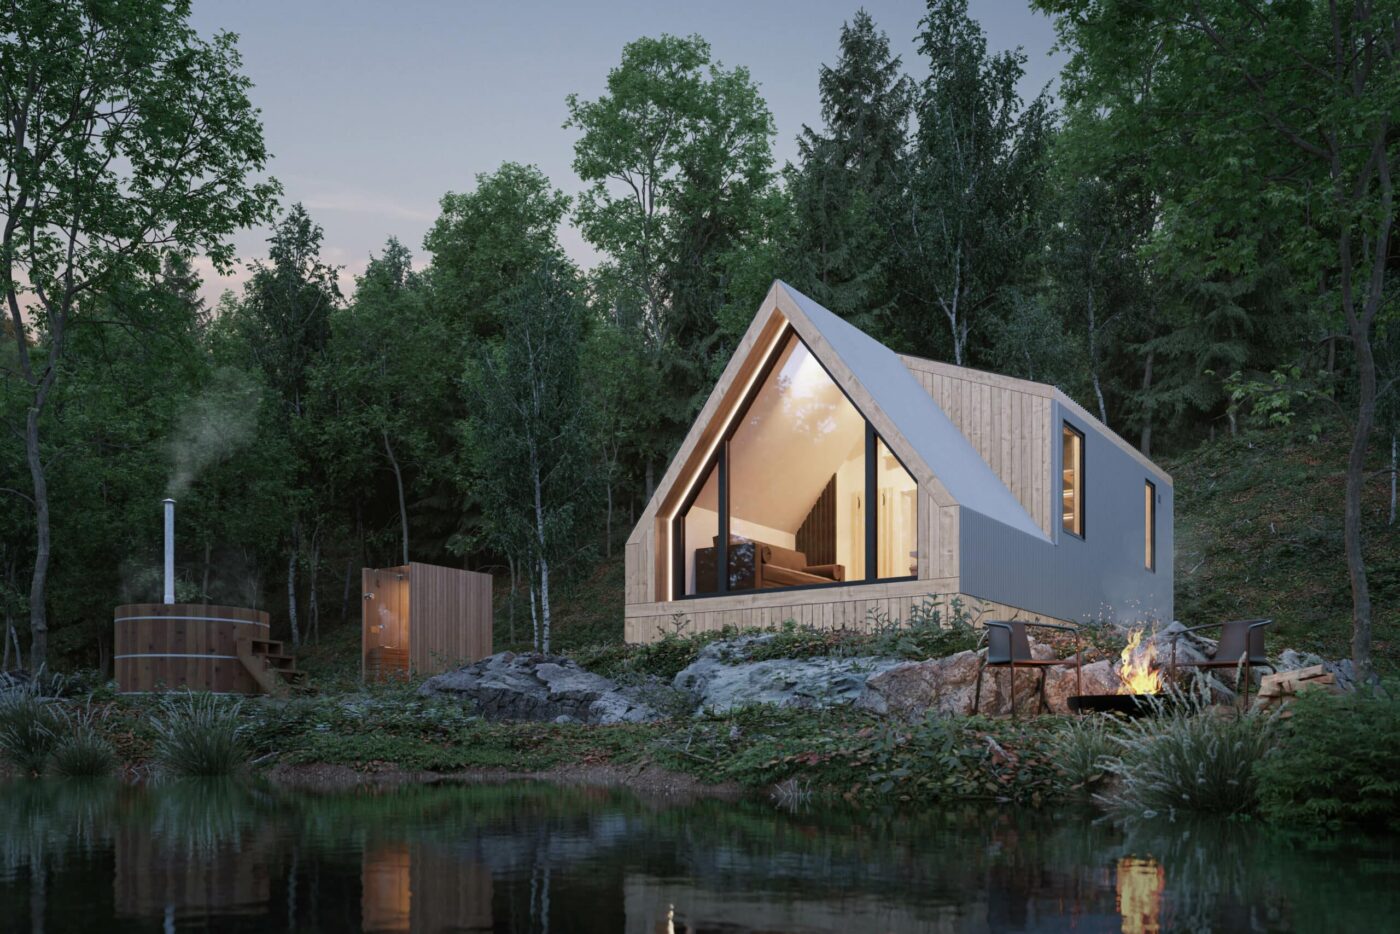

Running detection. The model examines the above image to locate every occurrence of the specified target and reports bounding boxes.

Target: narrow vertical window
[1144,479,1156,572]
[1062,423,1084,537]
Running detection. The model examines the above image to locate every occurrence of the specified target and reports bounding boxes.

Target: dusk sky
[188,1,1063,307]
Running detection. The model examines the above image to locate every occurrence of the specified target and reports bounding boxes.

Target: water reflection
[0,779,1396,932]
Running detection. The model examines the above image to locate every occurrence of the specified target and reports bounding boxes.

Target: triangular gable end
[628,281,1046,561]
[775,283,1046,540]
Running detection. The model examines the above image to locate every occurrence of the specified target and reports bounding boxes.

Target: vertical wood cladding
[795,474,837,566]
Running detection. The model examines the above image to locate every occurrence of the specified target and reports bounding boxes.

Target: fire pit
[1067,693,1162,717]
[1070,627,1169,717]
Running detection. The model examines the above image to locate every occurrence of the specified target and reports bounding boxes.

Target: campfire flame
[1118,629,1163,695]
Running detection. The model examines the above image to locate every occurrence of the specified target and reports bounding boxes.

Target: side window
[1144,479,1156,571]
[1062,423,1085,537]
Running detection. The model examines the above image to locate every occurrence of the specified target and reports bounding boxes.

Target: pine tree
[785,10,911,325]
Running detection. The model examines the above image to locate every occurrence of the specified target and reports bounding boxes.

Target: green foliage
[1048,714,1120,792]
[0,685,61,775]
[48,707,118,779]
[1097,700,1276,819]
[1257,686,1400,830]
[150,693,251,777]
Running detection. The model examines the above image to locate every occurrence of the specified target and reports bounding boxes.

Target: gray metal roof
[779,281,1048,541]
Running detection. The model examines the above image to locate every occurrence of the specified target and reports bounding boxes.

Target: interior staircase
[236,636,306,697]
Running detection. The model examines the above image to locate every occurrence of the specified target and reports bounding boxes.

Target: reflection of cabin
[361,843,493,933]
[623,281,1173,642]
[362,563,493,681]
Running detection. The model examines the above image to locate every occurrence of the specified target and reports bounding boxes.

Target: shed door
[363,567,410,682]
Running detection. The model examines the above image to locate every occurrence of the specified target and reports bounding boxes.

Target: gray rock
[673,637,903,714]
[418,652,663,725]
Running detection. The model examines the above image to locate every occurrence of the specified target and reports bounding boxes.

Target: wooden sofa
[694,536,844,591]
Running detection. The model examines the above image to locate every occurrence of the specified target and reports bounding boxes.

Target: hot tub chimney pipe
[163,498,175,605]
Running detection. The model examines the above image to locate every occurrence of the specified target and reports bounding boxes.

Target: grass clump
[1257,684,1400,830]
[1049,715,1120,793]
[0,683,62,775]
[1097,696,1276,819]
[49,707,118,778]
[150,693,250,777]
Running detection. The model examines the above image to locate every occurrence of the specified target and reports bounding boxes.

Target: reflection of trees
[3,780,1398,932]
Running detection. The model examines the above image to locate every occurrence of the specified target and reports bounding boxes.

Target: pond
[0,779,1396,932]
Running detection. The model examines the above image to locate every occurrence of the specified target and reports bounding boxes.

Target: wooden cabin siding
[899,355,1054,537]
[623,577,1069,644]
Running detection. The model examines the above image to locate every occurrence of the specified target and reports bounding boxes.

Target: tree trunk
[383,430,409,565]
[202,539,212,601]
[528,562,539,652]
[1139,348,1155,457]
[341,558,354,627]
[605,481,613,558]
[287,522,301,648]
[507,553,517,645]
[308,529,321,645]
[1390,433,1396,527]
[532,459,552,654]
[1343,328,1377,683]
[645,461,655,503]
[24,408,49,670]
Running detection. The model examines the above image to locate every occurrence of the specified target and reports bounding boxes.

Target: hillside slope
[1163,431,1397,667]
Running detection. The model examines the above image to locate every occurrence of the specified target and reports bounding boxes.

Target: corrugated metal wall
[958,399,1175,625]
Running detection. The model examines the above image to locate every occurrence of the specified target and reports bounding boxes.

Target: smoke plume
[166,367,261,497]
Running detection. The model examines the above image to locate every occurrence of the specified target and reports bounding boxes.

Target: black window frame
[672,329,917,600]
[1144,478,1157,572]
[1061,421,1086,540]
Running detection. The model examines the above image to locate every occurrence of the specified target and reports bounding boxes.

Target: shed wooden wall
[408,562,493,674]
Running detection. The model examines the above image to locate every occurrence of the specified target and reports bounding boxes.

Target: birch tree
[460,260,592,653]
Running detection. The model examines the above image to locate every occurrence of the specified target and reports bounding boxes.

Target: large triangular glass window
[675,330,916,596]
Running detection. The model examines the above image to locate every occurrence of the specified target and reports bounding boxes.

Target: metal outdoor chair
[1168,618,1274,705]
[973,620,1083,718]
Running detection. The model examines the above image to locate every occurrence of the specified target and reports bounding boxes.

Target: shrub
[1049,715,1120,792]
[1097,699,1276,819]
[1257,684,1400,830]
[48,707,118,778]
[150,693,250,776]
[0,683,62,775]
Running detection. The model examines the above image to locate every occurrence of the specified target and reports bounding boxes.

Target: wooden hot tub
[113,603,271,694]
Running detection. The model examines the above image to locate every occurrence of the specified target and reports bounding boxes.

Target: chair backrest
[1213,618,1271,666]
[985,621,1034,665]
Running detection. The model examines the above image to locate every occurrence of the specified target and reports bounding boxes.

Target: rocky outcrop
[418,652,663,724]
[673,636,904,714]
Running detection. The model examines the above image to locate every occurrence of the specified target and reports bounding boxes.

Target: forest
[1,0,1396,679]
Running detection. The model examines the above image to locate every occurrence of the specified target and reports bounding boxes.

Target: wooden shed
[362,562,493,681]
[623,281,1174,643]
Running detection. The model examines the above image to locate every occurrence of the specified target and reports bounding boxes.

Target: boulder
[673,636,903,714]
[861,649,1076,718]
[418,652,662,725]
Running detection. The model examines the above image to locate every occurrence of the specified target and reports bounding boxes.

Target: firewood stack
[1254,664,1342,716]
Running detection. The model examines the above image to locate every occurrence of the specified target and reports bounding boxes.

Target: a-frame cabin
[623,281,1173,643]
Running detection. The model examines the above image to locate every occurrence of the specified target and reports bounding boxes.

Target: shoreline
[262,760,749,800]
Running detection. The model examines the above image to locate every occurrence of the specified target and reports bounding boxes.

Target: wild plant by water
[150,692,250,776]
[1096,689,1276,819]
[0,681,62,775]
[1049,714,1120,792]
[48,706,118,778]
